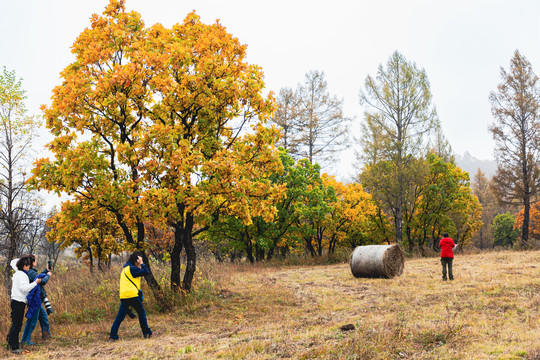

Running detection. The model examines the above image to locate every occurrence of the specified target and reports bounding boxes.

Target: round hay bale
[350,245,405,278]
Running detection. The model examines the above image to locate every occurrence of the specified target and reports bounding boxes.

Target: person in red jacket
[439,233,456,281]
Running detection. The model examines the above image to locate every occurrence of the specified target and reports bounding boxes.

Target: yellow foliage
[28,0,285,263]
[321,174,378,250]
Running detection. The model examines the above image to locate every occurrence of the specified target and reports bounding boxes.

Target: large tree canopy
[28,0,284,295]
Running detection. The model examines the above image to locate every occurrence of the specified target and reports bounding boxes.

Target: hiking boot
[42,332,51,340]
[143,333,152,339]
[108,337,119,342]
[10,348,23,354]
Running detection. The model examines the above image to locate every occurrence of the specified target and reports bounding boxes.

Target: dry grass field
[1,250,539,359]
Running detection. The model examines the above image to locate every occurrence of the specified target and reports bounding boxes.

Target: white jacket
[10,258,37,303]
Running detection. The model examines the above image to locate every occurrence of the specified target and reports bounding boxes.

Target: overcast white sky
[1,0,539,181]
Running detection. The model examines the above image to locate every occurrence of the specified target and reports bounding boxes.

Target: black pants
[441,257,454,280]
[7,300,26,350]
[110,296,152,339]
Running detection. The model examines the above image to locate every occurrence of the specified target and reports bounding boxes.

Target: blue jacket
[26,273,47,319]
[125,261,149,278]
[27,267,50,299]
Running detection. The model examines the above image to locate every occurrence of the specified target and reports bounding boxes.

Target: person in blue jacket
[21,254,51,346]
[7,256,42,354]
[109,251,152,341]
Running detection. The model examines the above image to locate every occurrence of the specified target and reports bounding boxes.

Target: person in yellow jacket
[109,251,152,341]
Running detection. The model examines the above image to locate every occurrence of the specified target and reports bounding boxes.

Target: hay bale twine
[350,245,405,278]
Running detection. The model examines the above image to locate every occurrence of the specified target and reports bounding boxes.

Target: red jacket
[439,237,455,258]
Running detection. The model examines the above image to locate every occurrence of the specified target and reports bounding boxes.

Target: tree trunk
[115,217,166,307]
[316,227,323,256]
[96,244,104,271]
[170,223,184,291]
[406,225,413,252]
[255,242,262,261]
[521,187,530,248]
[139,251,168,308]
[266,246,275,260]
[395,206,403,247]
[328,234,337,254]
[87,245,94,273]
[181,213,196,292]
[137,222,165,296]
[182,235,196,292]
[245,230,254,264]
[304,236,316,257]
[4,262,12,298]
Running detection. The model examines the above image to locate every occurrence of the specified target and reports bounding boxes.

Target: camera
[43,297,53,314]
[48,260,52,269]
[126,308,136,319]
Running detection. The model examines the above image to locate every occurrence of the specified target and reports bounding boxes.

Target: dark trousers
[441,257,454,280]
[109,297,152,339]
[7,300,26,350]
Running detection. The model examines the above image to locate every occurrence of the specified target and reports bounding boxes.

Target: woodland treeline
[1,0,539,303]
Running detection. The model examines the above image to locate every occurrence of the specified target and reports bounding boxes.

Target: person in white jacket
[6,256,42,354]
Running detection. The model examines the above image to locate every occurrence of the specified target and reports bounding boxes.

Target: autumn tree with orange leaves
[29,0,284,295]
[321,174,379,254]
[515,203,540,245]
[47,200,124,271]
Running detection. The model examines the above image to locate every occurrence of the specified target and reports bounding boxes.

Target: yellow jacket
[119,262,148,299]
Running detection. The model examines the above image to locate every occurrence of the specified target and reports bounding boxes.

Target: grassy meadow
[0,250,539,359]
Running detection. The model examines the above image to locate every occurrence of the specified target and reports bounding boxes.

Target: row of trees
[365,50,540,251]
[3,0,538,305]
[270,49,540,251]
[271,51,482,252]
[481,206,538,250]
[202,151,379,261]
[471,167,540,250]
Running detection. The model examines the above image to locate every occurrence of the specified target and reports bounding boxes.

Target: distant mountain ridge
[455,152,497,179]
